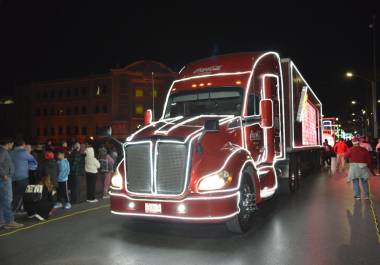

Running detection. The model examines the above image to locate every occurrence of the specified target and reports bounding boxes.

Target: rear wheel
[226,174,257,233]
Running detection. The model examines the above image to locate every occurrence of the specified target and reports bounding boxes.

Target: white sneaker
[86,199,99,203]
[34,214,45,221]
[54,202,63,209]
[64,203,72,209]
[27,214,36,219]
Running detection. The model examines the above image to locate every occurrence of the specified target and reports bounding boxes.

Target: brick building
[31,60,176,143]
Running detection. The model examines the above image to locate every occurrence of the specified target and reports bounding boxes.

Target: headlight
[111,172,123,189]
[198,170,232,191]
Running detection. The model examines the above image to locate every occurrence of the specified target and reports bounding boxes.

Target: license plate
[145,203,162,214]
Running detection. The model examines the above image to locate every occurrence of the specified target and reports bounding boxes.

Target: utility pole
[152,72,155,121]
[371,15,378,138]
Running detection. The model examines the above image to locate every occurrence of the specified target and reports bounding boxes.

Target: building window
[59,127,63,135]
[74,106,79,115]
[58,108,64,115]
[74,87,79,97]
[36,128,40,136]
[50,127,55,136]
[43,90,48,99]
[96,85,107,96]
[43,108,48,116]
[35,108,41,116]
[50,107,55,116]
[66,88,71,97]
[135,88,144,97]
[58,89,63,98]
[82,106,87,114]
[81,87,87,96]
[135,104,144,115]
[81,126,87,135]
[74,127,79,135]
[66,127,71,135]
[95,105,99,113]
[43,128,48,136]
[66,107,71,115]
[102,104,108,113]
[50,90,55,99]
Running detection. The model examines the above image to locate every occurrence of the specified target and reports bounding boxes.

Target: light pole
[346,72,377,138]
[151,72,155,121]
[370,15,378,138]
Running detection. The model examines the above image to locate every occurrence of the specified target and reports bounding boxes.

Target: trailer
[108,51,323,233]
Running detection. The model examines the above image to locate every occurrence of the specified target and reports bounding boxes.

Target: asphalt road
[1,170,380,265]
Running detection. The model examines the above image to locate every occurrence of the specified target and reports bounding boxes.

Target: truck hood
[128,115,235,142]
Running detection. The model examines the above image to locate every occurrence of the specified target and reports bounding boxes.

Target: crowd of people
[0,137,118,229]
[321,136,379,199]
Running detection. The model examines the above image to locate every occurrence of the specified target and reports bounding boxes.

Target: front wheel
[226,174,257,233]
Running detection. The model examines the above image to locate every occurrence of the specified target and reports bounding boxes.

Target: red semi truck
[109,51,322,232]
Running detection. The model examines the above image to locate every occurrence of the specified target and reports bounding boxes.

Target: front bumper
[109,190,240,223]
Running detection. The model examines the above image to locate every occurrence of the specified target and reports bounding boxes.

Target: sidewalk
[0,199,110,236]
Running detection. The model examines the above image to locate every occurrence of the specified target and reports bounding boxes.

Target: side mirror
[144,109,153,125]
[96,126,112,137]
[260,99,273,128]
[204,119,219,132]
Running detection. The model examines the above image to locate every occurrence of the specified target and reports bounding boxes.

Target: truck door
[245,75,281,190]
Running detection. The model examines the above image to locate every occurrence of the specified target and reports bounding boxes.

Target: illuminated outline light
[110,192,240,221]
[287,60,323,149]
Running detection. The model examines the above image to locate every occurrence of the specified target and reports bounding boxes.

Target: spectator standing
[376,139,380,173]
[39,151,58,186]
[98,148,115,199]
[321,139,333,167]
[10,139,38,212]
[0,137,23,229]
[85,143,100,203]
[345,138,374,200]
[23,174,56,221]
[68,143,84,203]
[54,150,71,209]
[333,138,348,172]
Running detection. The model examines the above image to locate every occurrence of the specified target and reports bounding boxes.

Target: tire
[226,174,257,233]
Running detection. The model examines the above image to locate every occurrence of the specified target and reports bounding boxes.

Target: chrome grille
[156,143,187,194]
[125,143,152,193]
[124,141,188,195]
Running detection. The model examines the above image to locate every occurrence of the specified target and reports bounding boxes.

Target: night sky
[0,1,378,120]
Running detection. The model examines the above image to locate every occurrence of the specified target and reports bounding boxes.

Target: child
[55,150,71,209]
[24,174,56,221]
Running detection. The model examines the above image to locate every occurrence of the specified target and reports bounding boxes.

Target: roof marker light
[235,80,242,85]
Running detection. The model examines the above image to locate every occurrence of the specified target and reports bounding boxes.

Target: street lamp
[346,72,354,78]
[346,71,378,138]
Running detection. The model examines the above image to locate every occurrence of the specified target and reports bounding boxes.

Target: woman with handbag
[23,174,56,221]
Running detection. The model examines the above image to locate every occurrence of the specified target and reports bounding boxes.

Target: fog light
[128,202,136,209]
[177,203,186,214]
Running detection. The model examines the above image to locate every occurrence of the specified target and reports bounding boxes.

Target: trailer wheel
[226,174,257,233]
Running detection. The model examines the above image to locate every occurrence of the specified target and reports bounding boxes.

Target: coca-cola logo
[193,65,222,74]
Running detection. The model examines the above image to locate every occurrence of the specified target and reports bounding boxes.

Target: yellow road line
[368,182,380,245]
[0,204,109,238]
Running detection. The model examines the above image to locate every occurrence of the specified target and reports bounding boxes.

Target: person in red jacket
[333,138,348,172]
[344,138,374,200]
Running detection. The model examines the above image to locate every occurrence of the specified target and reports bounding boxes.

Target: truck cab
[109,51,322,233]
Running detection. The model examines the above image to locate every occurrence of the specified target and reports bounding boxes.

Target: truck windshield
[164,87,243,118]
